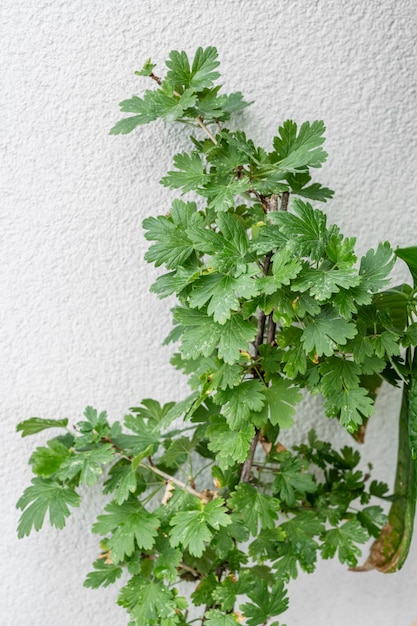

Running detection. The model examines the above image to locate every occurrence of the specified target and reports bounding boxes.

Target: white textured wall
[2,1,417,624]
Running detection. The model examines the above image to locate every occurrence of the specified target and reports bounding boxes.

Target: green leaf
[153,536,182,582]
[250,221,287,256]
[131,444,157,470]
[159,437,193,467]
[286,171,334,202]
[363,371,417,572]
[187,216,251,276]
[143,215,195,270]
[174,307,256,364]
[194,88,227,120]
[118,576,180,623]
[373,284,411,333]
[369,480,390,499]
[166,46,220,90]
[259,249,303,295]
[258,344,284,375]
[271,200,330,260]
[359,242,395,292]
[292,267,361,301]
[192,573,219,606]
[93,500,160,563]
[123,413,160,437]
[240,580,288,626]
[17,477,80,537]
[189,272,259,324]
[207,417,255,469]
[217,129,259,164]
[395,246,417,287]
[206,360,242,391]
[279,512,324,573]
[217,315,257,364]
[201,176,251,213]
[169,498,231,557]
[161,152,209,192]
[301,307,357,357]
[277,327,307,378]
[29,439,71,477]
[73,407,110,447]
[193,89,252,124]
[321,519,369,567]
[109,114,154,135]
[58,444,115,486]
[372,330,401,358]
[129,398,176,423]
[84,558,123,589]
[135,58,156,77]
[326,387,374,432]
[159,392,201,428]
[229,483,280,535]
[271,248,303,284]
[214,212,251,273]
[214,380,266,429]
[110,91,160,135]
[357,506,387,538]
[211,577,240,612]
[326,234,357,267]
[103,462,139,504]
[401,322,417,348]
[410,366,417,461]
[264,376,303,429]
[273,454,317,507]
[151,88,198,122]
[17,417,68,437]
[205,609,239,626]
[174,307,221,360]
[272,119,327,171]
[222,91,252,114]
[151,267,198,299]
[112,420,160,457]
[82,406,109,428]
[319,357,361,395]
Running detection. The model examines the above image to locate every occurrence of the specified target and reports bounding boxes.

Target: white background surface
[2,1,417,624]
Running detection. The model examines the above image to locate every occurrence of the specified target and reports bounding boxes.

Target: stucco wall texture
[2,1,417,624]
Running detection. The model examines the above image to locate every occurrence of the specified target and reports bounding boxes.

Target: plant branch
[150,72,162,86]
[266,194,279,213]
[263,252,273,276]
[281,190,289,211]
[254,311,266,354]
[240,429,260,482]
[244,193,285,482]
[178,563,202,578]
[144,458,210,502]
[196,116,218,144]
[267,313,277,345]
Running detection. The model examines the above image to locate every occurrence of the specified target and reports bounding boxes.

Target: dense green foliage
[18,47,417,624]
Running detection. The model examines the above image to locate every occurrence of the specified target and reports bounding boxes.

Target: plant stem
[267,194,279,213]
[196,115,218,144]
[240,429,260,482]
[254,311,266,354]
[281,190,289,211]
[150,72,162,86]
[267,313,277,345]
[178,563,202,578]
[144,458,209,502]
[241,192,288,483]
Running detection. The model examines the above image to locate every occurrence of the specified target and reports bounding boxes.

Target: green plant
[17,47,417,625]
